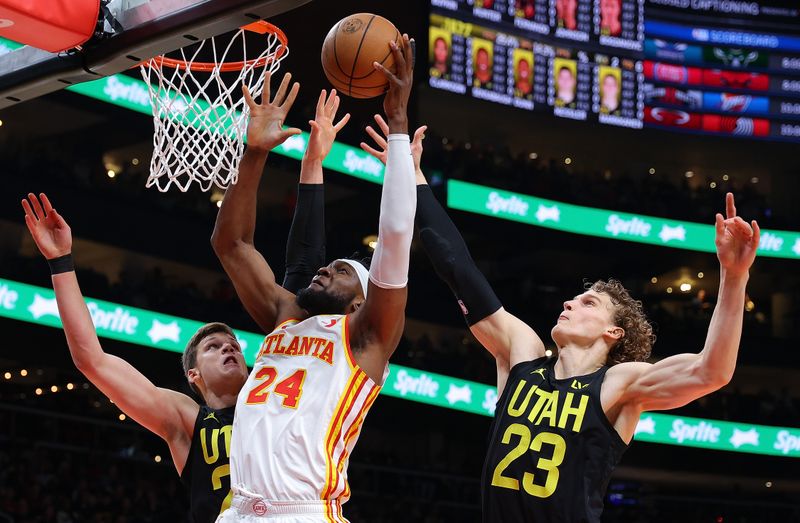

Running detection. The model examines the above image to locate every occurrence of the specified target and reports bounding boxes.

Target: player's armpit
[615,353,728,413]
[213,240,302,332]
[348,283,407,385]
[470,308,546,367]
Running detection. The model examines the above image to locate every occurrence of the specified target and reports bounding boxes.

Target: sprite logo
[605,214,652,238]
[87,302,139,334]
[393,369,439,398]
[342,150,383,178]
[103,76,150,109]
[669,418,720,444]
[485,192,529,216]
[774,430,800,455]
[0,283,18,310]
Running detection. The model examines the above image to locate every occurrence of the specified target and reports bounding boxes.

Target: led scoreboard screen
[429,0,800,142]
[429,11,644,128]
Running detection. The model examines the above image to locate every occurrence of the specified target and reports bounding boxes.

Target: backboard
[0,0,310,109]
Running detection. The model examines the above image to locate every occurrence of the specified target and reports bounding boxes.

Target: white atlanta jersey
[229,314,382,518]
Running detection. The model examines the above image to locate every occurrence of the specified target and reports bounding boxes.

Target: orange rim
[148,21,288,72]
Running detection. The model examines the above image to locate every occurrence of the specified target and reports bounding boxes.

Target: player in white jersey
[210,35,417,522]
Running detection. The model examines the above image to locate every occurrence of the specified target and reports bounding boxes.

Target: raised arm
[616,193,759,414]
[211,72,304,332]
[361,115,545,393]
[349,35,417,384]
[283,89,349,293]
[22,194,198,471]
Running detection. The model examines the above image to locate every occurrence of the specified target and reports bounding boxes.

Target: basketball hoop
[140,21,289,192]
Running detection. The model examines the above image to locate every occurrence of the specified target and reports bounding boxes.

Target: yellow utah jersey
[229,314,382,516]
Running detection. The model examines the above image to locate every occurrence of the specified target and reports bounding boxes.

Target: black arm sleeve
[416,184,502,326]
[283,184,326,294]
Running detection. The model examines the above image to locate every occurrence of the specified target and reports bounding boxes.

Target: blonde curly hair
[588,279,655,366]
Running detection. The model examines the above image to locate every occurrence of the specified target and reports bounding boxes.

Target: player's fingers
[726,192,736,219]
[374,114,390,137]
[751,220,761,248]
[281,81,301,112]
[325,88,338,113]
[280,128,302,143]
[413,125,428,143]
[365,125,387,149]
[373,60,399,84]
[21,198,35,220]
[405,36,416,74]
[261,71,272,103]
[23,213,36,233]
[334,112,351,132]
[360,142,385,162]
[40,193,54,214]
[329,94,341,120]
[273,72,292,105]
[733,216,753,237]
[51,209,69,228]
[242,84,258,110]
[390,38,407,77]
[715,213,725,236]
[29,193,45,220]
[724,218,751,245]
[308,120,319,133]
[315,89,326,116]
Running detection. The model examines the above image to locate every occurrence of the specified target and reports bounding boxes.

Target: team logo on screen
[702,115,769,136]
[712,48,760,69]
[719,93,752,112]
[644,107,700,129]
[644,85,702,109]
[731,118,755,135]
[653,63,688,83]
[704,70,769,91]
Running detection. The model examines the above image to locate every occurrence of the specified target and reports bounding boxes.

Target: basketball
[321,13,400,99]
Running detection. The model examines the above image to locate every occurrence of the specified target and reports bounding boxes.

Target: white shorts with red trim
[215,494,348,523]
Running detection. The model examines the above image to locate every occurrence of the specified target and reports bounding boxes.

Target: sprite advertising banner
[1,277,798,458]
[447,179,800,260]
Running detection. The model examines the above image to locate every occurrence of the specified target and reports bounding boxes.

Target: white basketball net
[140,26,288,192]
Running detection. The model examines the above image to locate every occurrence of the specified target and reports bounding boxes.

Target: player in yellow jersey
[211,35,417,522]
[361,116,761,522]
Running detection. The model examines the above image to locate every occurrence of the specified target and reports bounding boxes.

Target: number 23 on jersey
[491,423,566,498]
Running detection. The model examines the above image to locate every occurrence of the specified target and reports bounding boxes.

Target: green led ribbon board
[1,277,798,457]
[447,180,800,260]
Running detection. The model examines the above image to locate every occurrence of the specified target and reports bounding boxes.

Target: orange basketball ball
[321,13,400,99]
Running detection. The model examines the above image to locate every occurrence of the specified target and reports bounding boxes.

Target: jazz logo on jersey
[530,368,547,379]
[506,379,589,433]
[257,333,335,365]
[201,424,232,490]
[570,379,589,390]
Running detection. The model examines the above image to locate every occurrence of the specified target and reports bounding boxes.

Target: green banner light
[1,276,798,458]
[447,179,800,260]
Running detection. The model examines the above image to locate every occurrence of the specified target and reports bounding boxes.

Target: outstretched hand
[373,34,415,133]
[243,71,301,152]
[715,192,760,277]
[360,114,427,183]
[305,89,350,162]
[21,193,72,260]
